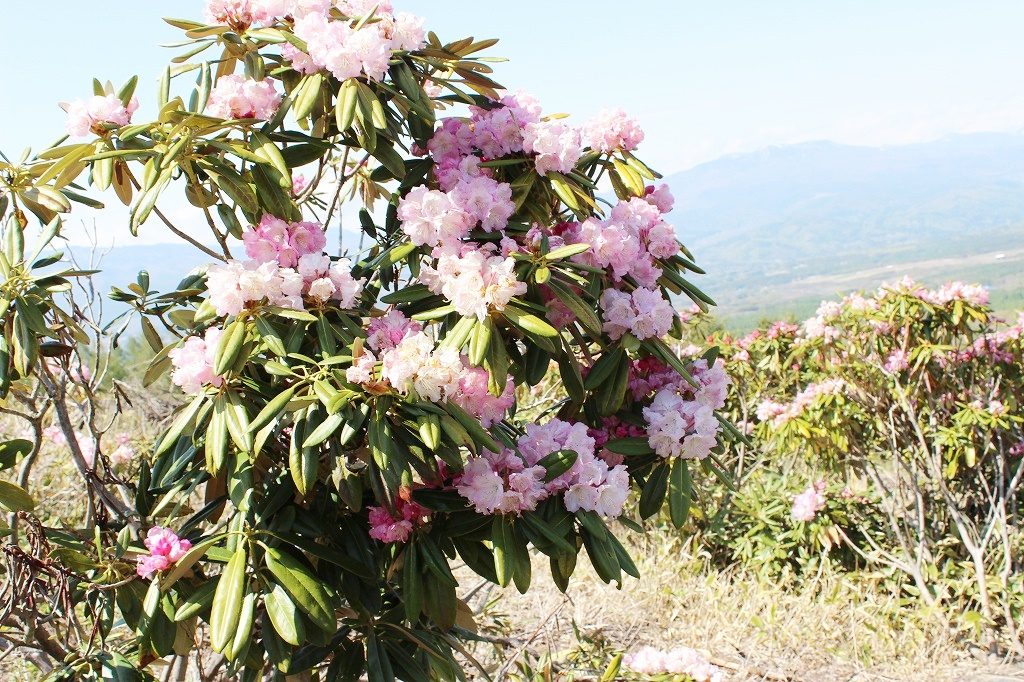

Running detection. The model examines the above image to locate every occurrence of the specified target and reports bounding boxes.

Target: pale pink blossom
[206,75,281,120]
[522,119,582,176]
[452,364,515,427]
[64,94,139,137]
[419,246,526,320]
[792,481,827,522]
[584,108,644,152]
[599,287,673,341]
[624,646,724,682]
[368,496,428,543]
[169,328,225,394]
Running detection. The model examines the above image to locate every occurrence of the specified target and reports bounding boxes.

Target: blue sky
[3,1,1023,244]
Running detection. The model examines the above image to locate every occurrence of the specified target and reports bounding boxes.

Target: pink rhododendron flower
[206,75,281,120]
[169,327,225,394]
[644,183,675,213]
[366,310,422,352]
[584,108,644,152]
[457,449,548,515]
[884,349,910,372]
[379,332,462,402]
[64,94,139,137]
[204,0,292,28]
[110,433,137,468]
[419,246,527,320]
[397,186,474,247]
[136,526,192,579]
[522,119,582,176]
[756,378,845,427]
[368,495,428,543]
[293,11,398,82]
[791,481,827,522]
[599,287,674,341]
[452,363,515,427]
[450,176,515,232]
[624,646,724,682]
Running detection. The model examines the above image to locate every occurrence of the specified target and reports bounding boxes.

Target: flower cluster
[207,217,363,316]
[568,191,678,288]
[522,119,583,176]
[599,287,674,341]
[583,108,644,153]
[458,418,630,517]
[624,646,724,682]
[290,4,425,82]
[791,480,827,522]
[64,94,139,137]
[368,493,429,543]
[206,75,281,120]
[348,311,517,421]
[136,527,193,579]
[756,378,846,427]
[169,327,225,394]
[641,358,730,460]
[419,245,526,320]
[243,214,326,267]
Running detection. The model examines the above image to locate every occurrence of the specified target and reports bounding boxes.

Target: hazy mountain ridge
[664,133,1024,326]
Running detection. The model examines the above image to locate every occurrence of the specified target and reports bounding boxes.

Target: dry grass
[459,528,1024,681]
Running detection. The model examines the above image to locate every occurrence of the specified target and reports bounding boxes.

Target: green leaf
[603,437,655,456]
[0,439,32,471]
[209,544,247,653]
[537,449,577,483]
[638,462,669,519]
[0,480,35,512]
[667,457,692,528]
[265,583,305,646]
[262,544,335,632]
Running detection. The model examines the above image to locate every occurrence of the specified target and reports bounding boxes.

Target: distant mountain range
[69,132,1024,331]
[664,133,1024,327]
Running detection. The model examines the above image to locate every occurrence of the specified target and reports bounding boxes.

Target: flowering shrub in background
[0,1,737,678]
[702,278,1024,648]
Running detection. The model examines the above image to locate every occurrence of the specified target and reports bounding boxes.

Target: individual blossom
[644,183,675,213]
[791,480,827,522]
[522,119,582,176]
[64,94,139,137]
[136,526,193,580]
[206,75,281,120]
[169,328,225,394]
[583,108,644,152]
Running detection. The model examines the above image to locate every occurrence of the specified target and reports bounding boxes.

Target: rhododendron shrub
[707,280,1024,644]
[0,2,736,678]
